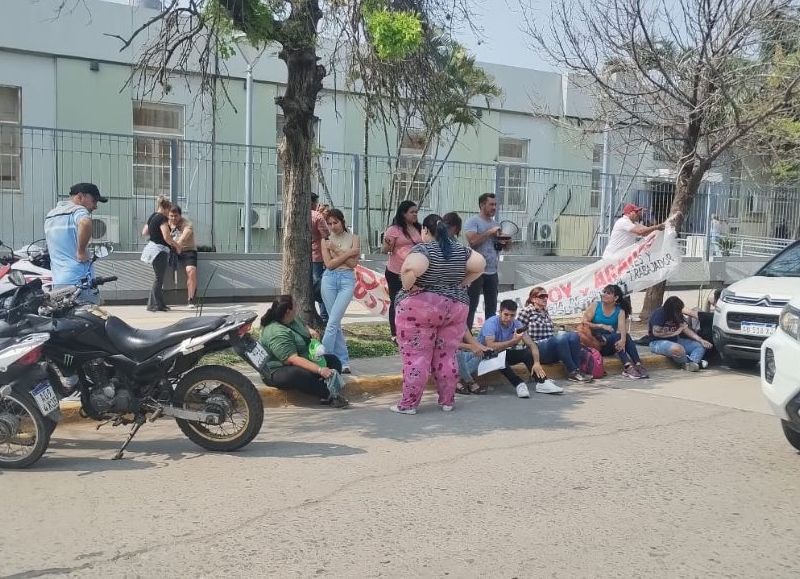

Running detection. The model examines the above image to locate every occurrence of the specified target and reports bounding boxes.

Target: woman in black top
[141,196,177,311]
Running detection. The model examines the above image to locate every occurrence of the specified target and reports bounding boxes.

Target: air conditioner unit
[528,221,557,243]
[91,215,119,243]
[239,207,271,230]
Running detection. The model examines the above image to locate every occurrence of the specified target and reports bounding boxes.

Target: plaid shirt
[517,305,555,342]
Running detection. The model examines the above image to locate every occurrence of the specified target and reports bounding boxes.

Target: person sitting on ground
[517,287,593,383]
[648,296,712,372]
[456,328,494,395]
[474,299,563,398]
[582,284,649,379]
[259,294,348,408]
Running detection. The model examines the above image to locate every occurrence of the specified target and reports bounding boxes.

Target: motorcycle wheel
[0,390,51,469]
[781,420,800,452]
[173,365,263,452]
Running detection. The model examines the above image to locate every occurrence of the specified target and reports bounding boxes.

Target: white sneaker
[684,362,700,372]
[389,404,416,415]
[699,360,709,369]
[441,405,454,412]
[516,383,531,398]
[535,379,564,394]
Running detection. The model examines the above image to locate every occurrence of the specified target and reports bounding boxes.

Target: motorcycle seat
[105,315,227,361]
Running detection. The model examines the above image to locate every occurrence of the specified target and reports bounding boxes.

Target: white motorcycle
[0,239,52,297]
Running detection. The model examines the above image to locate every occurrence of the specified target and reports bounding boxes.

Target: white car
[761,295,800,452]
[713,241,800,368]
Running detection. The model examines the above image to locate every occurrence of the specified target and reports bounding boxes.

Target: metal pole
[704,182,713,261]
[599,126,610,239]
[244,63,254,254]
[351,154,361,236]
[170,138,180,205]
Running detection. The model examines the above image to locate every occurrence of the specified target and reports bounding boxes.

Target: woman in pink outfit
[390,214,486,414]
[382,201,423,343]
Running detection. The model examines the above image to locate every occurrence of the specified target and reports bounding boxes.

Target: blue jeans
[312,261,328,323]
[457,350,481,382]
[321,269,355,367]
[650,338,706,365]
[597,332,641,365]
[536,332,582,373]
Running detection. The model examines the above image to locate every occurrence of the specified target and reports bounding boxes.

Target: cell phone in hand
[515,327,526,334]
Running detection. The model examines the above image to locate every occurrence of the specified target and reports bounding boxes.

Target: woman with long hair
[168,205,199,308]
[320,208,360,374]
[141,195,178,312]
[382,201,423,342]
[259,295,348,407]
[582,284,649,379]
[390,214,486,414]
[648,296,712,371]
[442,211,462,239]
[517,286,593,382]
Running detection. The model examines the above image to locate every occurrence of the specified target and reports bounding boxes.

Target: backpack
[579,346,605,378]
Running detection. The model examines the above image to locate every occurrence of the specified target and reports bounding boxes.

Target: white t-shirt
[602,215,638,258]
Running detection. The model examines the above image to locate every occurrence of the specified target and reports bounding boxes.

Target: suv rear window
[757,242,800,277]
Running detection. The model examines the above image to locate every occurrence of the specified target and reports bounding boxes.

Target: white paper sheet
[477,350,506,376]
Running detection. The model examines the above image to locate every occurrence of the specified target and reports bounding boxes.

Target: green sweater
[259,318,311,369]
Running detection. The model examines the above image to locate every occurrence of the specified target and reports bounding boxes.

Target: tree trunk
[276,1,325,325]
[640,161,703,320]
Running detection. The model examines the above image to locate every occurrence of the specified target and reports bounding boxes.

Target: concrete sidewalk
[59,349,678,422]
[56,288,704,422]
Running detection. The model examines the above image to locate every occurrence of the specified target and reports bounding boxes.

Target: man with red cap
[602,203,668,258]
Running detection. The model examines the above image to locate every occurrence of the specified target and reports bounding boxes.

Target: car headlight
[779,305,800,341]
[720,288,735,303]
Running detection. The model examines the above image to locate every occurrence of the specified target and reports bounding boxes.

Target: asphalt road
[2,366,798,578]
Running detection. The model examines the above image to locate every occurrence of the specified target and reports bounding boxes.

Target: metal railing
[1,125,798,258]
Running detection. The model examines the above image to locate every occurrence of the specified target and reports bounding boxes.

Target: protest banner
[351,224,682,321]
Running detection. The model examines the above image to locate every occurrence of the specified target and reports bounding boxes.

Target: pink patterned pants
[395,292,469,409]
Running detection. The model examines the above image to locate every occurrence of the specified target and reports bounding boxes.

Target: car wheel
[781,421,800,452]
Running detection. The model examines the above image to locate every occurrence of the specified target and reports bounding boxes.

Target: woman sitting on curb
[517,286,593,383]
[582,284,649,379]
[259,295,348,408]
[648,296,712,372]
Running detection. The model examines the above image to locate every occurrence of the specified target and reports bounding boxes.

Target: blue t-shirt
[478,315,523,346]
[648,307,681,341]
[44,200,93,285]
[464,215,500,275]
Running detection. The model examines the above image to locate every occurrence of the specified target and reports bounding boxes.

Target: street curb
[57,352,676,424]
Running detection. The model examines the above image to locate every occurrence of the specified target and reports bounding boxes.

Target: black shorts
[178,250,198,268]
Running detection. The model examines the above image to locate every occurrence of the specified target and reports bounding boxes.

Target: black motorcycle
[0,269,267,468]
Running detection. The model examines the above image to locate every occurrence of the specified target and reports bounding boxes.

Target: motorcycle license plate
[31,382,59,415]
[246,342,269,368]
[741,322,777,337]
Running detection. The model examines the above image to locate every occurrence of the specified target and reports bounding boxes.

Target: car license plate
[741,322,777,337]
[31,382,59,415]
[246,342,269,368]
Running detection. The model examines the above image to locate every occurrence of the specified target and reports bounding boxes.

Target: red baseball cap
[622,203,645,215]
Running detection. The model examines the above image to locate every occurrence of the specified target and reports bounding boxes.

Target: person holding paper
[477,300,563,398]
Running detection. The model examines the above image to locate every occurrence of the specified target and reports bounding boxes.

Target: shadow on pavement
[44,436,366,469]
[268,383,602,443]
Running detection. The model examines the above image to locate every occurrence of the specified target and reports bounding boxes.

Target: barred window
[0,86,21,191]
[497,138,528,209]
[132,101,184,197]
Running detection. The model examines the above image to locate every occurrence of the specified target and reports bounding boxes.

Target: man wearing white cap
[602,203,667,259]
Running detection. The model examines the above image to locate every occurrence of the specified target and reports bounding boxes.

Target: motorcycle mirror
[93,244,112,259]
[8,270,25,286]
